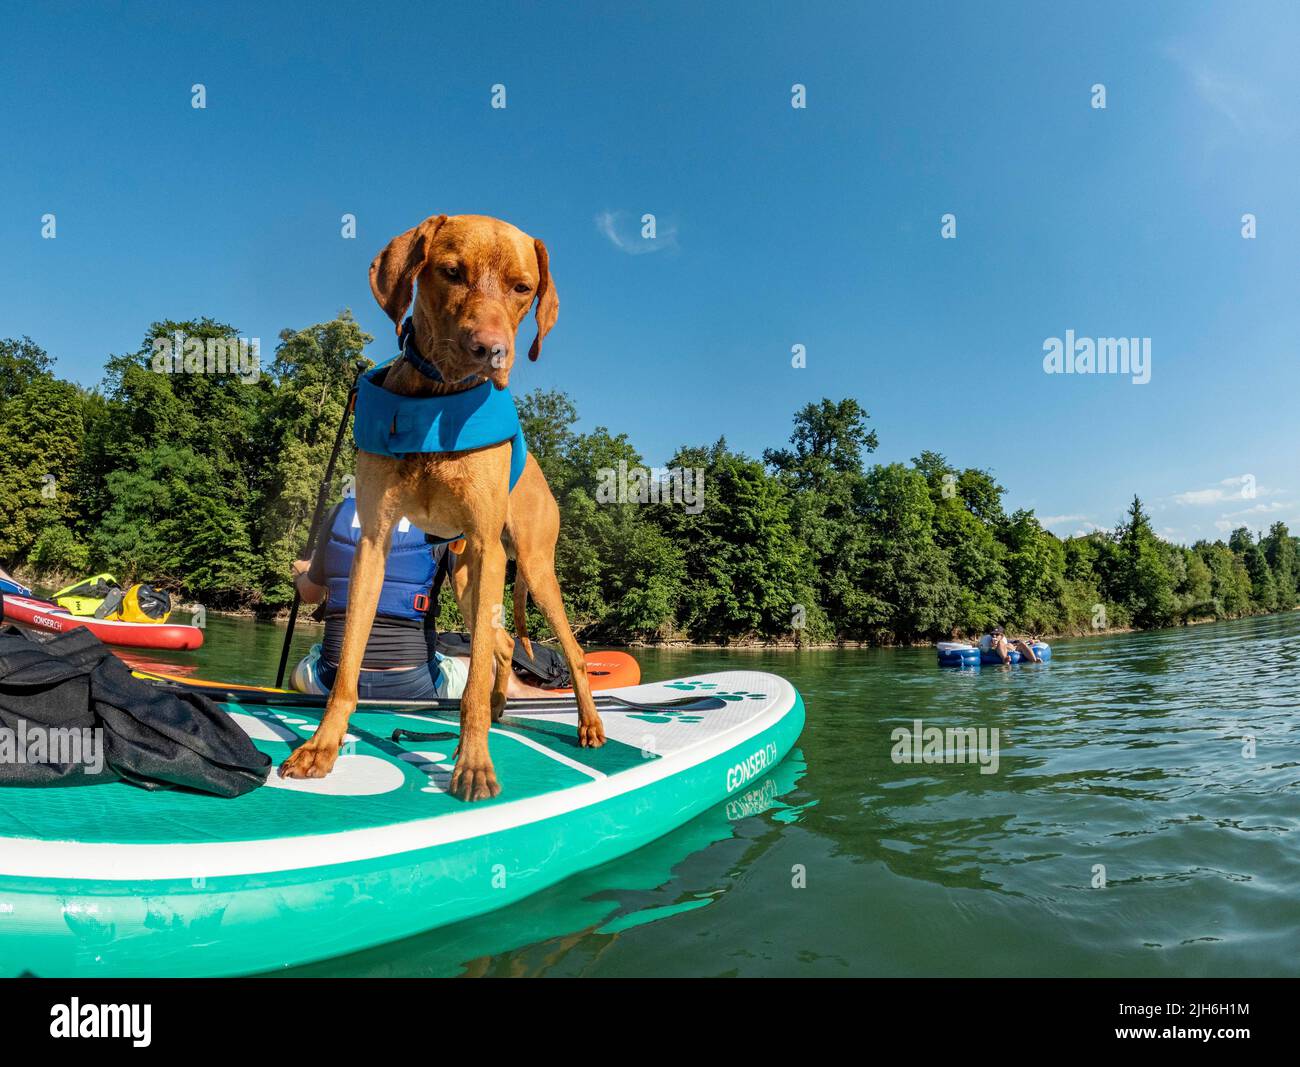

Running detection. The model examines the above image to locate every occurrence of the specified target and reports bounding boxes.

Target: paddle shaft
[145,679,714,713]
[273,362,366,688]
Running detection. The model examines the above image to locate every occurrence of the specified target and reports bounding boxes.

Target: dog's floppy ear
[369,214,448,330]
[528,238,558,361]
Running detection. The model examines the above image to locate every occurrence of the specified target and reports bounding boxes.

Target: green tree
[763,398,878,490]
[0,375,84,563]
[0,336,54,404]
[555,489,686,640]
[1113,496,1176,628]
[1176,548,1214,620]
[90,445,259,606]
[857,463,957,640]
[1261,522,1297,608]
[1195,540,1253,617]
[956,468,1007,527]
[765,400,878,641]
[1228,527,1254,554]
[27,524,91,575]
[655,439,808,642]
[914,451,1011,633]
[1242,545,1278,612]
[517,389,581,493]
[254,313,371,605]
[75,318,271,555]
[1001,509,1066,630]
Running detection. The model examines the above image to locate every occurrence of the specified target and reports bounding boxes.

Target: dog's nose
[467,329,510,367]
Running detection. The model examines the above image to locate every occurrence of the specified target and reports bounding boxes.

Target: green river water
[122,610,1299,977]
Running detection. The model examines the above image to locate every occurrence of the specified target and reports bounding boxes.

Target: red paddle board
[1,594,204,651]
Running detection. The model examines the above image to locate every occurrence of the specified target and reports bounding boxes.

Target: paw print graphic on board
[627,708,705,725]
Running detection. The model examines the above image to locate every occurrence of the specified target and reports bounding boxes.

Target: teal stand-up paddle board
[0,670,804,977]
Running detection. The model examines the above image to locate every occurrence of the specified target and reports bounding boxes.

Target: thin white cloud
[1036,514,1105,538]
[1221,501,1287,519]
[1175,487,1228,506]
[1172,476,1272,507]
[596,210,678,255]
[1165,41,1293,139]
[1213,507,1298,537]
[1190,66,1256,133]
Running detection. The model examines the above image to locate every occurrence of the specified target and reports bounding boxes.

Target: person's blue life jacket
[320,497,438,623]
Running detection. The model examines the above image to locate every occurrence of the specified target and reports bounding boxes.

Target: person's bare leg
[446,655,565,700]
[504,671,555,699]
[1014,639,1041,663]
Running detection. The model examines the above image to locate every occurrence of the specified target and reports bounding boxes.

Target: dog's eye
[514,283,532,295]
[442,265,462,282]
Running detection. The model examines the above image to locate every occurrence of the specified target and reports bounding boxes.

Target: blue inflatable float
[937,640,1051,668]
[0,574,31,597]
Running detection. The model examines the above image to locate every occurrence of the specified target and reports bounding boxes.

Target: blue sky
[2,1,1297,545]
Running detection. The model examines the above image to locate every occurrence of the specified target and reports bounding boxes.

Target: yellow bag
[109,583,173,624]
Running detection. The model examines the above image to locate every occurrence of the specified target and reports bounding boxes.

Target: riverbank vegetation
[2,319,1295,645]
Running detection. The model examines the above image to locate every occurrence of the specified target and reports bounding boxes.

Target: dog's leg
[512,565,534,660]
[516,552,605,748]
[449,543,513,722]
[450,531,508,801]
[280,473,396,779]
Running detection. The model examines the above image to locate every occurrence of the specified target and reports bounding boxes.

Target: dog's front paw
[449,752,501,802]
[279,737,341,779]
[578,713,606,748]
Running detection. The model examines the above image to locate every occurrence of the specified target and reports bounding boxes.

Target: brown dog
[279,213,605,799]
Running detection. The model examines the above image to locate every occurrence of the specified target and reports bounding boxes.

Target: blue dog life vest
[352,336,528,491]
[321,498,438,622]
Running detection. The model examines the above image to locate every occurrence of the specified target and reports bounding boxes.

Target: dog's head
[369,214,557,390]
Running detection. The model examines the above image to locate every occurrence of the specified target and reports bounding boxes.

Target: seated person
[978,625,1043,664]
[290,496,552,700]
